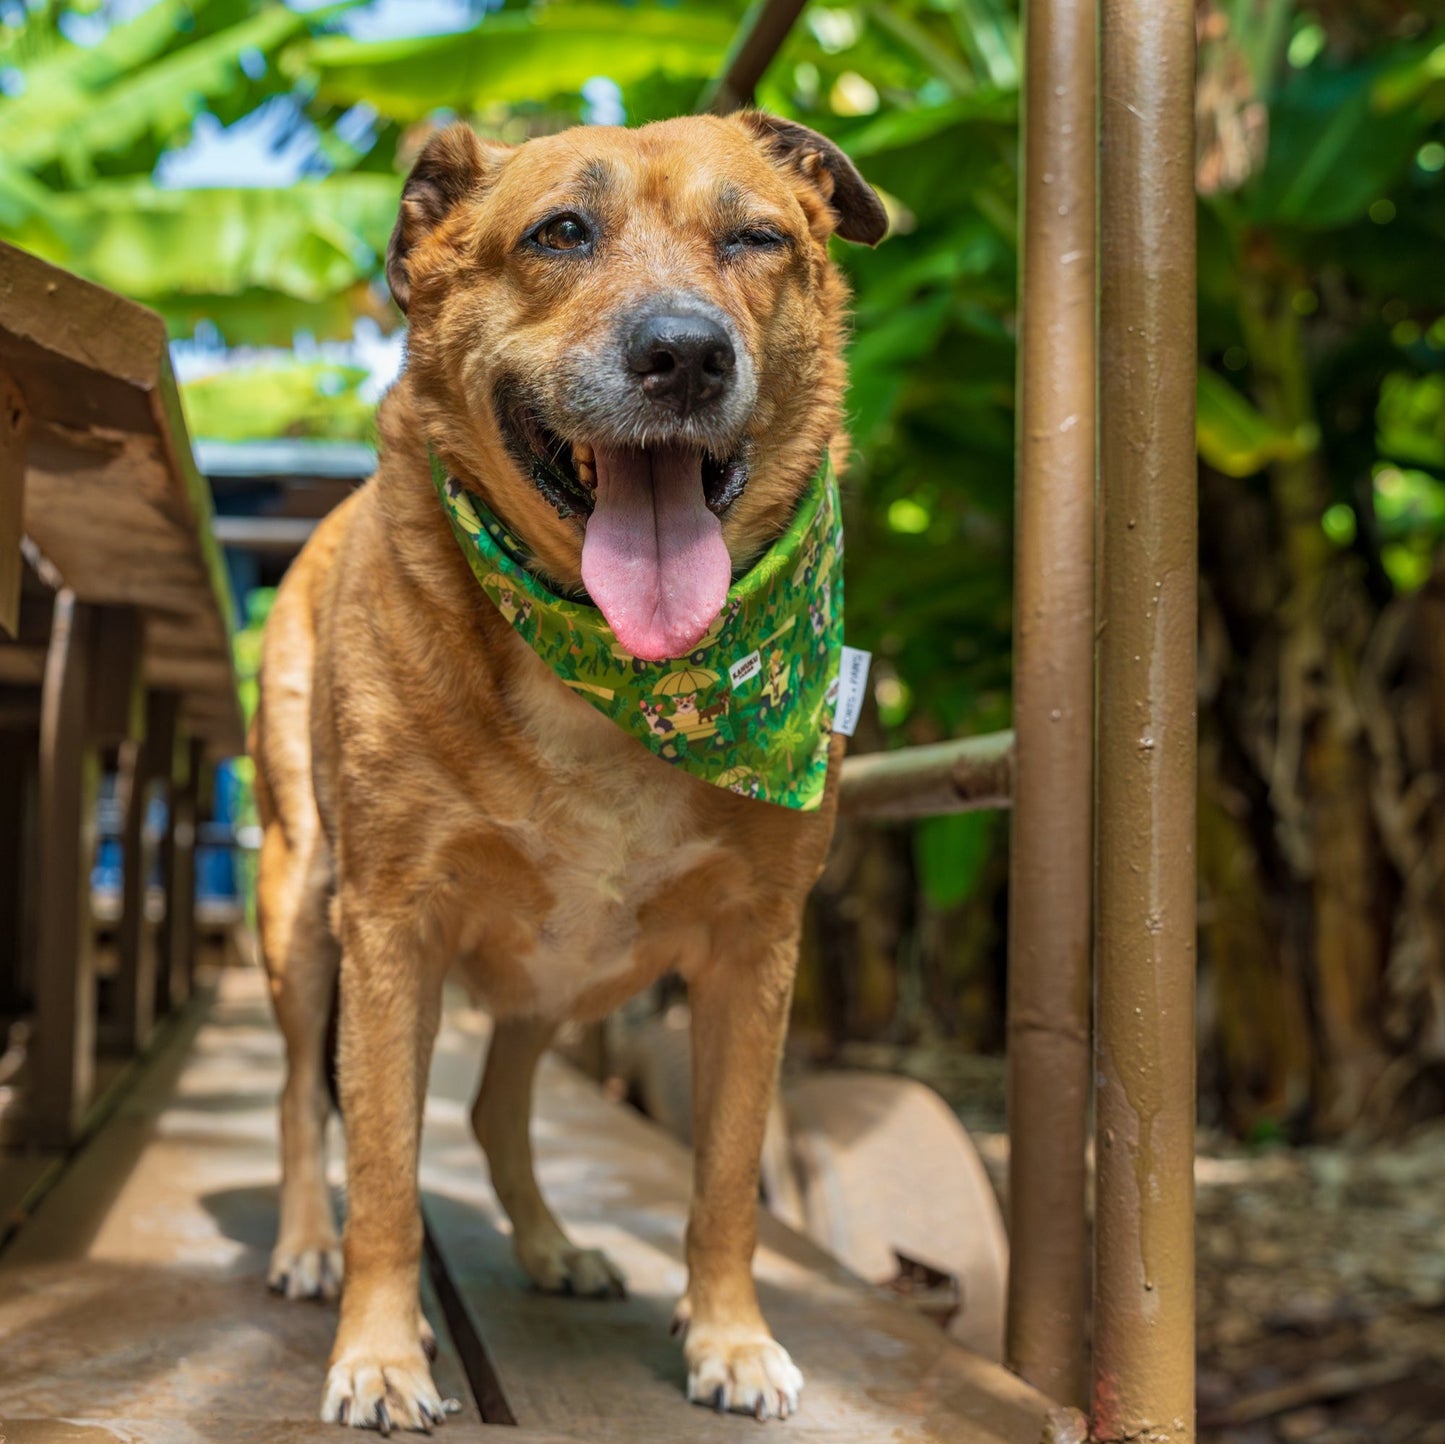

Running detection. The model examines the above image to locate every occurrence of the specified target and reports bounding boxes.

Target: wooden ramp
[0,969,1052,1443]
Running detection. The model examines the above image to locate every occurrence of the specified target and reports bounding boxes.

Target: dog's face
[390,114,885,661]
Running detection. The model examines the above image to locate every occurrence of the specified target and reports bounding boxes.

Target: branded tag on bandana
[832,646,872,738]
[430,451,847,810]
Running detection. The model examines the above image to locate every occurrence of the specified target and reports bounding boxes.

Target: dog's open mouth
[504,405,749,522]
[502,401,750,662]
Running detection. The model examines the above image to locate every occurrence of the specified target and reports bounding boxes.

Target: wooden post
[157,722,200,1016]
[114,690,177,1053]
[1006,0,1097,1410]
[0,370,26,638]
[32,592,101,1148]
[837,731,1014,820]
[702,0,808,113]
[0,719,33,1016]
[1093,2,1198,1439]
[32,598,143,1144]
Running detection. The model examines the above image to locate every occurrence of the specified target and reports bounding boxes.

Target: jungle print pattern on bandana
[429,451,845,810]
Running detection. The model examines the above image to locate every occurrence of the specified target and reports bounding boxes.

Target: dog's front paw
[321,1340,445,1434]
[683,1323,804,1421]
[269,1238,343,1301]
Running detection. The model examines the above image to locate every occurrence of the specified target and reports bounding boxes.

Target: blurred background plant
[4,0,1445,1142]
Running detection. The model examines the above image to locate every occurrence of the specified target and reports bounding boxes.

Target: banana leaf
[0,2,329,180]
[281,6,736,120]
[1197,367,1319,477]
[3,173,401,307]
[182,360,376,441]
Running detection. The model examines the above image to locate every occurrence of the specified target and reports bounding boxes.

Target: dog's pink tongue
[580,444,730,662]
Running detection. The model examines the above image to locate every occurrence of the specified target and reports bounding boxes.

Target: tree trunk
[1196,267,1445,1137]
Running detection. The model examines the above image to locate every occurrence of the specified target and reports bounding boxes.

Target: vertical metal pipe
[1006,0,1097,1410]
[1093,2,1197,1440]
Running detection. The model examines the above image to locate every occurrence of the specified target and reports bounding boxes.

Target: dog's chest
[457,649,726,1013]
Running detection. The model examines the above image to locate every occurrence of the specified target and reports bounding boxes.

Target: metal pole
[1005,0,1097,1410]
[1093,2,1197,1440]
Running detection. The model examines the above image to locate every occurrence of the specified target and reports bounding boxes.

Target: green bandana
[430,451,845,810]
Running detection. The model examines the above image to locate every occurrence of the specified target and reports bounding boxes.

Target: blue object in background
[91,763,245,905]
[198,760,243,902]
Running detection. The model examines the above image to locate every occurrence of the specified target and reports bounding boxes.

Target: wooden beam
[837,731,1014,820]
[32,592,101,1148]
[701,0,808,113]
[87,605,145,746]
[0,369,27,637]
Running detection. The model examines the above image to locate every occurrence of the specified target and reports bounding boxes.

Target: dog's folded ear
[387,123,511,313]
[732,112,888,246]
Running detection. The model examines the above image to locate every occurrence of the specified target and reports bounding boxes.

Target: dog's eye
[530,214,593,252]
[723,226,787,255]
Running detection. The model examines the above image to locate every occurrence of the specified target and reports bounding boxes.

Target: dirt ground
[831,1042,1445,1444]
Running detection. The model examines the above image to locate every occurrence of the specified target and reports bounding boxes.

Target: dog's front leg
[321,906,446,1434]
[677,928,804,1421]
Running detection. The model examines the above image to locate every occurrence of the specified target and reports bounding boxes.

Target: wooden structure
[0,239,243,1170]
[0,966,1057,1442]
[0,0,1199,1437]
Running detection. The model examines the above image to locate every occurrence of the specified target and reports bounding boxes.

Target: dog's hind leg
[258,819,343,1301]
[471,1017,627,1297]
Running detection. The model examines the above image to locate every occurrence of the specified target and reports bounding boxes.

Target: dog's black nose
[626,312,735,415]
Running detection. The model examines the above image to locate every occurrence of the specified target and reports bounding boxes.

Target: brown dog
[251,112,885,1432]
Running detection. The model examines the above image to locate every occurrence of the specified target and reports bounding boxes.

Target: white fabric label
[729,649,762,689]
[832,645,872,737]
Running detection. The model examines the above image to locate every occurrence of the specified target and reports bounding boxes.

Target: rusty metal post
[1005,0,1097,1410]
[1093,2,1197,1440]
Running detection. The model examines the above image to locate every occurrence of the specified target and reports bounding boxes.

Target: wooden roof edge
[0,239,169,393]
[150,353,245,752]
[0,239,244,752]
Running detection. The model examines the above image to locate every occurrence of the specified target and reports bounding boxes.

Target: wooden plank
[1,967,1053,1441]
[0,970,486,1440]
[0,368,26,636]
[0,241,243,753]
[419,1000,1053,1443]
[32,592,101,1149]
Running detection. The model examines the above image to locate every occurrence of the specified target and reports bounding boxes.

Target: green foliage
[914,811,997,910]
[0,3,315,181]
[181,360,375,442]
[5,0,1445,930]
[1197,368,1318,477]
[282,5,738,121]
[7,174,400,316]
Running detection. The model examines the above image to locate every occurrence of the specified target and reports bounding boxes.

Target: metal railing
[819,2,1200,1437]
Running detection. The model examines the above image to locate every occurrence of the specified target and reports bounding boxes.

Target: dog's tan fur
[252,112,883,1431]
